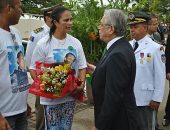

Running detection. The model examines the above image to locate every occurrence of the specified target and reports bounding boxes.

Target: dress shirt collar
[107,36,123,50]
[133,35,148,45]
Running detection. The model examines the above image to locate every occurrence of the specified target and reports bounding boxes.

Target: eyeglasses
[98,23,112,28]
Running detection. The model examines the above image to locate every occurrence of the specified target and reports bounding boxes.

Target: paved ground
[27,76,170,130]
[157,80,170,130]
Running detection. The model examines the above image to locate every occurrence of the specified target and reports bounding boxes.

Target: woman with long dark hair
[29,5,87,130]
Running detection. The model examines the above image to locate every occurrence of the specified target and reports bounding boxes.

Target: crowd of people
[0,0,170,130]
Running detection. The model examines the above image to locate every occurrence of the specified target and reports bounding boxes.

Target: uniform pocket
[141,84,154,90]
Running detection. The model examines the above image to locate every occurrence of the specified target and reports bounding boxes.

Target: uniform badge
[146,53,151,62]
[140,52,144,64]
[160,46,165,52]
[29,36,34,42]
[161,54,166,63]
[128,13,135,20]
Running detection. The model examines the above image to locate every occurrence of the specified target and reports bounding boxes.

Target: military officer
[129,11,166,130]
[25,4,62,130]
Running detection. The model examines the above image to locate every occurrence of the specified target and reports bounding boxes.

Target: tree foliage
[21,0,63,14]
[131,0,170,21]
[21,0,170,62]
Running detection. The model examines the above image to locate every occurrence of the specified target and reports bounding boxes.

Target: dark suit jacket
[92,37,138,130]
[165,34,170,73]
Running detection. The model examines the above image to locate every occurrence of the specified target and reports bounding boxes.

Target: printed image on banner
[53,48,77,71]
[7,45,29,93]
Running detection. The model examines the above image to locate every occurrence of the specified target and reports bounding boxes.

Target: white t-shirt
[0,26,29,117]
[30,34,87,105]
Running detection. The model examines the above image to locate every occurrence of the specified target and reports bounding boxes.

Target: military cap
[41,4,63,16]
[128,11,151,25]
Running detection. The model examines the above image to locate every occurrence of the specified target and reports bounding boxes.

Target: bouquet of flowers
[39,63,71,95]
[29,62,85,101]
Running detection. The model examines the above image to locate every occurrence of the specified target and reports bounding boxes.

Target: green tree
[131,0,170,22]
[22,0,63,14]
[21,0,170,63]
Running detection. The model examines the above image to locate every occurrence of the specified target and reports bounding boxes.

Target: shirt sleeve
[76,40,87,69]
[152,46,166,102]
[29,41,46,70]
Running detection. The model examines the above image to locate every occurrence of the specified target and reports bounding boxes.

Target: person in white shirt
[25,5,61,130]
[129,11,165,130]
[30,5,86,130]
[0,0,29,130]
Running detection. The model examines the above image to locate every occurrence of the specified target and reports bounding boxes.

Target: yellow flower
[88,32,97,41]
[50,68,56,75]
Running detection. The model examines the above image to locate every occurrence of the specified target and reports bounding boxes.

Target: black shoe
[155,127,163,130]
[155,124,163,130]
[162,118,170,127]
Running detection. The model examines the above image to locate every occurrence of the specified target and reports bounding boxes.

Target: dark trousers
[6,112,27,130]
[164,82,170,119]
[137,106,156,130]
[35,96,45,130]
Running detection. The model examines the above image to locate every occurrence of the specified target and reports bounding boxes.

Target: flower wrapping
[29,62,86,101]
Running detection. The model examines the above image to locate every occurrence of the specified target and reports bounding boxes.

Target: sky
[102,0,109,5]
[64,0,109,5]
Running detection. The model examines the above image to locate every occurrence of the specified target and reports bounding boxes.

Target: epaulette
[152,38,162,45]
[33,27,44,34]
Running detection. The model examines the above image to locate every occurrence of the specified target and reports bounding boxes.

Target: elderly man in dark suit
[91,9,138,130]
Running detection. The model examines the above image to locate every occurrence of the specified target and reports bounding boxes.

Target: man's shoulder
[146,38,165,53]
[28,27,45,43]
[10,26,22,38]
[33,27,44,34]
[145,36,159,47]
[10,26,19,32]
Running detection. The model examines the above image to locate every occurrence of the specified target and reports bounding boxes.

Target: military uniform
[25,24,50,67]
[130,35,165,106]
[129,11,166,130]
